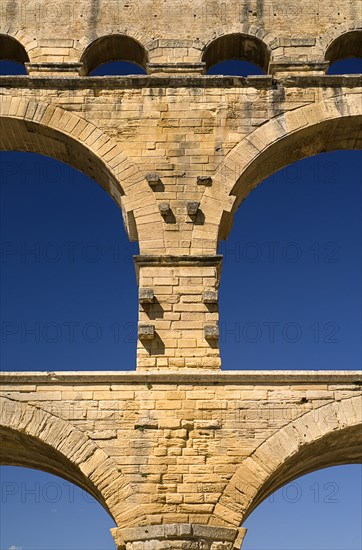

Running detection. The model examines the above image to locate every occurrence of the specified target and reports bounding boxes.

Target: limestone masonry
[0,0,361,547]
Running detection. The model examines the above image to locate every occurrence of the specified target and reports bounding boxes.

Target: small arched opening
[80,35,148,76]
[326,30,362,74]
[0,34,29,74]
[202,34,269,76]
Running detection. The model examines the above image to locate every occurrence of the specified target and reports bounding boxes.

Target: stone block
[186,202,200,217]
[138,324,155,340]
[204,325,219,340]
[202,290,218,304]
[159,203,172,217]
[146,174,161,187]
[197,176,213,186]
[139,288,155,304]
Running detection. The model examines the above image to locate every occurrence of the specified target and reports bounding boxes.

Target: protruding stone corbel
[146,173,161,187]
[138,324,155,340]
[139,288,154,304]
[159,203,171,217]
[186,201,200,217]
[204,325,219,340]
[197,176,212,186]
[202,290,218,304]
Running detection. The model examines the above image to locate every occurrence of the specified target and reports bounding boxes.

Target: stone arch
[199,25,277,52]
[325,30,362,65]
[318,22,362,62]
[0,30,43,65]
[193,92,362,252]
[0,34,29,64]
[0,396,134,525]
[0,95,163,250]
[80,34,149,75]
[213,396,362,528]
[201,33,271,73]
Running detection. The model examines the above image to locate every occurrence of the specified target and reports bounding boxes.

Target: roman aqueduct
[0,0,361,547]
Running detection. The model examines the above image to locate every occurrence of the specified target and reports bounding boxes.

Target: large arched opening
[215,397,362,538]
[0,96,162,249]
[0,397,136,548]
[194,95,362,249]
[0,97,149,370]
[0,150,139,371]
[0,466,116,549]
[193,95,362,369]
[0,397,131,523]
[217,149,361,371]
[222,115,361,235]
[241,464,362,549]
[0,111,123,203]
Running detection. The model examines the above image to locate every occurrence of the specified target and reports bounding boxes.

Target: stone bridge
[0,0,361,547]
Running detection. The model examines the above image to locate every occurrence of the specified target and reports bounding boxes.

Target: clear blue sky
[0,58,361,549]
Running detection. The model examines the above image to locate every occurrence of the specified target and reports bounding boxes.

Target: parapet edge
[0,370,361,385]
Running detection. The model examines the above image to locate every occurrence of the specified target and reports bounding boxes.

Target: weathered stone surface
[0,76,359,367]
[204,325,220,340]
[0,10,361,368]
[138,325,155,340]
[112,522,242,549]
[1,371,361,549]
[203,291,218,304]
[139,288,155,304]
[0,2,361,547]
[159,203,172,217]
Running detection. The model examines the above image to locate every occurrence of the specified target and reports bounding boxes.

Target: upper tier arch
[80,34,148,75]
[202,33,271,73]
[0,34,29,63]
[0,95,162,248]
[317,22,362,61]
[193,92,362,250]
[325,30,362,64]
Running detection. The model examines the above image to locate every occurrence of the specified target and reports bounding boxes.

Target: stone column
[135,255,222,370]
[111,524,247,549]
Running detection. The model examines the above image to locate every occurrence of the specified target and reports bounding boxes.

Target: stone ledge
[111,523,245,550]
[116,524,238,542]
[1,370,361,385]
[134,255,223,281]
[0,75,360,90]
[148,62,206,75]
[0,75,271,89]
[134,254,223,266]
[25,62,83,76]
